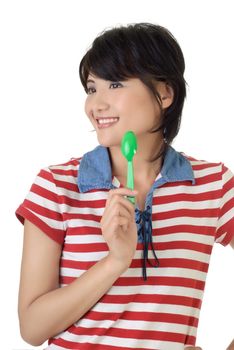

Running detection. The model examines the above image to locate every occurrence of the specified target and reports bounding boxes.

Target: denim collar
[78,144,195,192]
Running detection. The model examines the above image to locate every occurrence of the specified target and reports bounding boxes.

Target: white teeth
[97,118,119,124]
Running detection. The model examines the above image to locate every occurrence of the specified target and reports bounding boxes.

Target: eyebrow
[86,79,95,84]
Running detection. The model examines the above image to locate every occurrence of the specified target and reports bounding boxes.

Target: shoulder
[48,157,82,176]
[180,152,234,189]
[26,146,101,198]
[181,151,231,180]
[32,155,85,195]
[182,151,222,168]
[45,146,99,175]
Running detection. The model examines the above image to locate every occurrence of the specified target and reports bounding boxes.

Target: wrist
[104,253,129,274]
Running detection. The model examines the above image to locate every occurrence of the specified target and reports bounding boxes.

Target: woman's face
[84,74,163,147]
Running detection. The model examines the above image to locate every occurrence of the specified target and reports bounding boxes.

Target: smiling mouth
[95,117,120,128]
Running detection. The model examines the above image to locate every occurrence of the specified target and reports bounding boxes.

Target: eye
[86,87,96,95]
[110,82,123,89]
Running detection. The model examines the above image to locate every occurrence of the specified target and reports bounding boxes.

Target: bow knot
[135,205,159,280]
[136,205,151,224]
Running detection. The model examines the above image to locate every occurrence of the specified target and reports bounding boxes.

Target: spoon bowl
[121,131,137,161]
[121,131,138,204]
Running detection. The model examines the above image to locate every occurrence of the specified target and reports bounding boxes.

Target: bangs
[79,30,143,91]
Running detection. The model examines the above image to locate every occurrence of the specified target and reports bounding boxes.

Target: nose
[92,93,110,113]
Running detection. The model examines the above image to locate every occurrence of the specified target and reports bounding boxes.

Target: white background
[0,0,233,349]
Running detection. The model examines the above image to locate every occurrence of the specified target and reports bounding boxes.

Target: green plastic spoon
[121,131,138,204]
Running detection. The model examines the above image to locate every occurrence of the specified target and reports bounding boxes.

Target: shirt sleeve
[15,167,66,245]
[215,164,234,246]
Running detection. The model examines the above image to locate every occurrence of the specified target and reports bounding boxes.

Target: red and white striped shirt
[16,145,234,350]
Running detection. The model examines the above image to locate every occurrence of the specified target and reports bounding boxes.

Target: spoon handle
[127,161,135,204]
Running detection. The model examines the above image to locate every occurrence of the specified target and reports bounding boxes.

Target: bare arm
[18,220,127,346]
[19,188,137,346]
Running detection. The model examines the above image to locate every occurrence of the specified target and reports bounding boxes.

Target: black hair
[79,23,187,155]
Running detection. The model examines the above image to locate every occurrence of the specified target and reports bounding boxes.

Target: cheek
[140,94,161,119]
[84,99,91,117]
[116,95,136,116]
[129,94,159,120]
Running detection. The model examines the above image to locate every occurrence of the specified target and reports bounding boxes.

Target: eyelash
[86,82,123,95]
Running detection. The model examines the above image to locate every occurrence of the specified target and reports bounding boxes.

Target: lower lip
[96,120,119,129]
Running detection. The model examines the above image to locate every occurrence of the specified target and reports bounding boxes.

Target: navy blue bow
[135,205,159,280]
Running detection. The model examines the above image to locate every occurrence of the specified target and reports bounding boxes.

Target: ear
[156,82,174,109]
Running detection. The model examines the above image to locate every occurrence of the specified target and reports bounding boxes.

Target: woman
[16,23,234,349]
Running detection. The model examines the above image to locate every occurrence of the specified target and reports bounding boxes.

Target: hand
[101,188,138,268]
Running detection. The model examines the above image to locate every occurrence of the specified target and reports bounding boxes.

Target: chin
[96,135,121,148]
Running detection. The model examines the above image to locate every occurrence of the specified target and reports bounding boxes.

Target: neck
[108,137,166,183]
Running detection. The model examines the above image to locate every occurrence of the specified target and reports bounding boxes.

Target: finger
[114,205,132,220]
[185,347,203,350]
[111,216,129,233]
[102,199,132,229]
[107,196,133,217]
[108,187,138,195]
[122,223,128,232]
[102,204,132,230]
[109,193,137,217]
[102,189,137,229]
[107,188,138,205]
